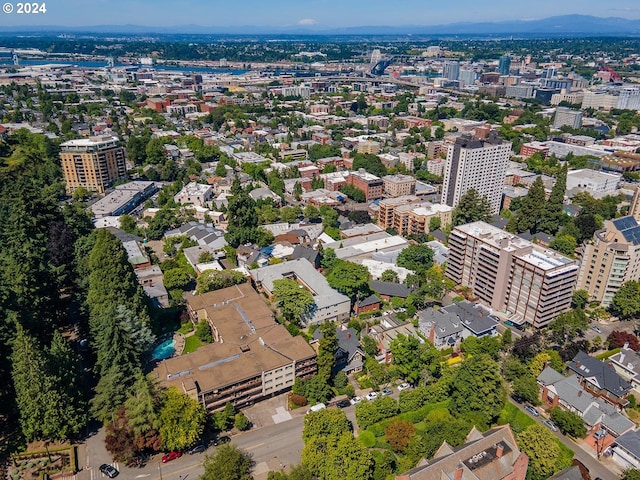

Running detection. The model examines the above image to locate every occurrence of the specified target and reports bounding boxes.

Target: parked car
[381,388,393,396]
[510,394,524,404]
[591,325,602,334]
[524,405,539,416]
[397,383,411,391]
[161,451,182,463]
[213,436,230,446]
[366,392,378,401]
[543,420,558,432]
[350,396,363,405]
[99,464,119,478]
[187,443,207,454]
[594,429,607,440]
[335,399,351,408]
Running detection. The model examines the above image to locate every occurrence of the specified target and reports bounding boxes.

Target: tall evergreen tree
[452,189,492,226]
[539,164,567,234]
[515,176,546,233]
[125,373,164,451]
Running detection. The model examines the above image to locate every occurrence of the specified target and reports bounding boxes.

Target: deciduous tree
[273,278,315,325]
[202,444,254,480]
[158,387,206,451]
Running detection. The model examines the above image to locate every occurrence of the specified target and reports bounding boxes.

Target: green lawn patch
[182,335,203,354]
[497,402,535,433]
[596,348,620,360]
[358,430,376,448]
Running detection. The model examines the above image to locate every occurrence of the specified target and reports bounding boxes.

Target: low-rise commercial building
[382,174,416,197]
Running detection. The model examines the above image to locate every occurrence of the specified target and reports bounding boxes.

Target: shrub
[358,430,376,448]
[290,394,308,407]
[195,320,213,343]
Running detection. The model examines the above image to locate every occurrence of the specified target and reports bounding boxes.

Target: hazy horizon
[2,1,640,28]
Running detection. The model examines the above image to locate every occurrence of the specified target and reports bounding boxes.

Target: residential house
[368,315,422,363]
[609,344,640,395]
[312,325,365,374]
[537,367,635,444]
[567,351,633,408]
[135,265,169,308]
[395,425,528,480]
[354,294,381,315]
[289,245,321,269]
[370,280,413,302]
[612,430,640,471]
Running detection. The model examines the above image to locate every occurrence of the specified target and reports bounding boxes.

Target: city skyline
[2,0,640,28]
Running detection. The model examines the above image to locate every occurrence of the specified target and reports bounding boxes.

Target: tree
[397,244,435,276]
[517,424,568,480]
[196,269,247,294]
[302,408,351,442]
[293,181,303,201]
[304,204,320,220]
[195,320,213,343]
[610,281,640,319]
[202,444,253,480]
[361,335,379,357]
[158,387,206,451]
[512,375,541,405]
[549,235,577,257]
[449,354,505,427]
[124,374,164,452]
[549,407,587,438]
[390,334,438,386]
[452,188,492,226]
[607,330,640,351]
[105,406,136,463]
[273,278,315,325]
[622,470,640,480]
[317,321,338,381]
[326,260,371,304]
[539,164,567,234]
[163,268,192,291]
[572,289,590,309]
[119,214,137,234]
[234,412,251,431]
[385,419,416,452]
[515,176,546,233]
[380,269,399,283]
[225,190,261,247]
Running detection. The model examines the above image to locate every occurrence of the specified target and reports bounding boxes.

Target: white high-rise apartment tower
[441,133,511,215]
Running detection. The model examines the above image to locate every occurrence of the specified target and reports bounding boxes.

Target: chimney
[624,342,630,351]
[496,444,504,458]
[454,465,463,480]
[578,390,583,397]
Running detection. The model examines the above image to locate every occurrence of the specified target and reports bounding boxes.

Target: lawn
[182,335,203,354]
[496,402,536,433]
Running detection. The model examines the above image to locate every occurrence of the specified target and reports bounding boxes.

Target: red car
[161,451,182,463]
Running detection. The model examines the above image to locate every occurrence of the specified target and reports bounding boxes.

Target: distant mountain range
[1,15,640,36]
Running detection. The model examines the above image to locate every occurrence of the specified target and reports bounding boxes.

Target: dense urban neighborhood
[5,25,640,480]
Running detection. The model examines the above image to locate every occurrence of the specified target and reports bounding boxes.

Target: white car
[350,396,362,405]
[397,383,411,391]
[365,392,378,401]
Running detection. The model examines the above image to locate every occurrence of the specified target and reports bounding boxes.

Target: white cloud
[297,18,317,26]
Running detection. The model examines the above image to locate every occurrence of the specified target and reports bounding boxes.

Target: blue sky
[4,0,640,27]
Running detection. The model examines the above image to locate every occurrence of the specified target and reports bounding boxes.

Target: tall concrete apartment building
[498,54,511,75]
[60,136,127,195]
[577,216,640,306]
[447,222,579,328]
[443,60,460,81]
[441,134,511,215]
[553,107,583,129]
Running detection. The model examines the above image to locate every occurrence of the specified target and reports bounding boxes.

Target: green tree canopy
[326,260,371,304]
[610,281,640,319]
[397,244,435,276]
[273,278,315,325]
[196,269,247,294]
[201,444,254,480]
[449,354,505,427]
[452,188,492,226]
[517,423,568,480]
[158,386,207,451]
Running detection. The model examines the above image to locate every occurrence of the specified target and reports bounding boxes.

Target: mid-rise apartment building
[391,202,453,236]
[377,196,422,230]
[553,107,583,129]
[382,174,416,197]
[155,283,317,412]
[446,222,578,328]
[577,216,640,306]
[348,170,384,201]
[441,133,511,215]
[60,136,126,194]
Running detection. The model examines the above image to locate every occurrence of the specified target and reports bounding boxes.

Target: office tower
[447,222,578,328]
[577,216,640,306]
[60,136,127,195]
[542,66,557,79]
[441,133,511,215]
[553,107,583,129]
[443,60,460,81]
[498,54,511,75]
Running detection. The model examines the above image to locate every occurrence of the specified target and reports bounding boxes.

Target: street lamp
[158,461,163,480]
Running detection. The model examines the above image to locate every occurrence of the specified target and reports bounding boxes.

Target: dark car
[213,436,230,446]
[99,464,119,478]
[510,394,524,404]
[161,451,182,463]
[335,399,351,408]
[187,443,207,454]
